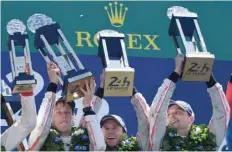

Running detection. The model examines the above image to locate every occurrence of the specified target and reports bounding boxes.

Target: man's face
[167,105,194,130]
[52,102,73,134]
[101,119,124,148]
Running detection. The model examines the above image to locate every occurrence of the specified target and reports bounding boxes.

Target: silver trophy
[97,30,134,96]
[168,6,215,81]
[6,19,36,93]
[27,14,93,102]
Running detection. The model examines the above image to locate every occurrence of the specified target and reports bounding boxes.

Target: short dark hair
[55,97,75,114]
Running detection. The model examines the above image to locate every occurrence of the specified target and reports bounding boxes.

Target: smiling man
[100,115,127,151]
[149,54,230,151]
[93,71,150,151]
[167,100,195,134]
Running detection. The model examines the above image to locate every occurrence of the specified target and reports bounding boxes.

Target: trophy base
[12,73,37,93]
[63,69,94,102]
[104,67,135,96]
[182,52,215,81]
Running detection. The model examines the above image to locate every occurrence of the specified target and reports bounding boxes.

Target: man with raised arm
[28,62,106,151]
[149,54,230,151]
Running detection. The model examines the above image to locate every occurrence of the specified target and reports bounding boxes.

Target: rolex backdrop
[1,1,232,140]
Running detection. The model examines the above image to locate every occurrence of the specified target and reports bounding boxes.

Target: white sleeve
[84,115,106,151]
[149,78,176,151]
[207,83,230,150]
[28,91,56,151]
[131,93,150,150]
[92,95,103,114]
[1,95,37,151]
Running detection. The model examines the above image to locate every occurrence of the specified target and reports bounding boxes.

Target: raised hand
[174,54,185,76]
[47,62,60,84]
[81,79,96,107]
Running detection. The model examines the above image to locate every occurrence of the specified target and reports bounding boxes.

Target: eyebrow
[54,107,72,111]
[167,109,185,113]
[103,124,119,127]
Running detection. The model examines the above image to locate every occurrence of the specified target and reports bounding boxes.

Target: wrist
[83,106,95,116]
[83,98,91,108]
[83,103,90,108]
[174,68,182,76]
[50,80,58,84]
[168,71,180,83]
[206,75,216,88]
[47,83,57,93]
[95,87,104,98]
[100,83,104,88]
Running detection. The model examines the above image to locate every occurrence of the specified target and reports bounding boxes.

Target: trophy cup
[97,30,134,96]
[168,6,215,81]
[27,14,93,102]
[6,19,37,93]
[1,94,25,151]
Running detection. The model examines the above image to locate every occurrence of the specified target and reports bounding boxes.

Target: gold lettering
[127,34,142,49]
[143,35,160,50]
[76,32,93,47]
[93,33,98,47]
[75,31,161,51]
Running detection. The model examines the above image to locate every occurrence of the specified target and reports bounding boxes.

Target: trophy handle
[9,40,16,79]
[172,35,182,55]
[175,18,188,49]
[120,39,129,67]
[38,48,64,86]
[173,18,207,54]
[101,39,110,66]
[193,19,207,52]
[55,42,76,70]
[57,29,85,70]
[175,18,197,54]
[40,34,68,76]
[191,37,199,53]
[40,34,58,60]
[9,40,17,79]
[25,39,33,75]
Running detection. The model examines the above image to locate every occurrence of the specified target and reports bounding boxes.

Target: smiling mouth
[170,120,178,124]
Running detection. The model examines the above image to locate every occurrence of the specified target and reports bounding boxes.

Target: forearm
[92,87,104,114]
[20,95,37,127]
[149,72,178,150]
[83,107,106,151]
[207,78,230,149]
[131,88,150,150]
[28,83,57,150]
[1,94,36,151]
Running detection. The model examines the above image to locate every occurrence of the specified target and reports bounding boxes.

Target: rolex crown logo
[104,2,128,27]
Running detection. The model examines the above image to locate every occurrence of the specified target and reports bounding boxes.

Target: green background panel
[1,1,232,60]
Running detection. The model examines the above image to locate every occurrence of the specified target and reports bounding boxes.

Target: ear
[189,116,195,123]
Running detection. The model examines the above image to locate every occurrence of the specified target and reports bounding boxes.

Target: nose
[168,112,176,119]
[61,112,68,119]
[107,129,114,135]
